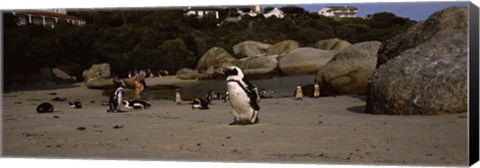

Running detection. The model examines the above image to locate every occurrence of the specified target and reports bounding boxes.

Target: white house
[184,7,221,19]
[185,5,263,20]
[13,9,86,28]
[263,8,285,18]
[318,6,358,18]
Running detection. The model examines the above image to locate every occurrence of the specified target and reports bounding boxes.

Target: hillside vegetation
[3,6,416,85]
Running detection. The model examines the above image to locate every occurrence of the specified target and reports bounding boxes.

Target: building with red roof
[13,9,85,28]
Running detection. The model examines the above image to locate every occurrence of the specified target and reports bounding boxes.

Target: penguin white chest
[227,82,252,113]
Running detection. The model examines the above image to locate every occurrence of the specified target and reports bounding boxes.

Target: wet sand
[1,77,468,166]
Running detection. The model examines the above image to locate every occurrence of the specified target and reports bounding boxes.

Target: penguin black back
[37,102,54,113]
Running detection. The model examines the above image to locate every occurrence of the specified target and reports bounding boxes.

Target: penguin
[224,91,229,103]
[123,100,151,109]
[223,66,260,125]
[37,102,54,113]
[69,101,82,109]
[215,92,226,100]
[259,88,275,99]
[107,82,126,112]
[191,98,209,110]
[175,89,182,105]
[206,91,214,104]
[313,82,320,98]
[294,83,304,100]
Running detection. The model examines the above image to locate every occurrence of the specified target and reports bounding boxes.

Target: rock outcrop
[279,47,336,76]
[52,68,76,82]
[233,41,271,57]
[365,29,468,115]
[265,40,300,56]
[318,41,382,96]
[82,63,114,89]
[237,55,279,79]
[196,47,236,79]
[315,38,351,51]
[176,68,197,80]
[376,6,468,68]
[196,47,236,73]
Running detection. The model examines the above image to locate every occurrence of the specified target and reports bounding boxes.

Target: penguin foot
[253,117,259,124]
[229,121,238,125]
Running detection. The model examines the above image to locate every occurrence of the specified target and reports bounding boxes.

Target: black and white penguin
[294,83,303,100]
[69,101,82,109]
[107,83,126,112]
[206,91,214,104]
[223,66,260,125]
[313,82,320,98]
[175,89,183,105]
[191,98,209,110]
[123,100,151,109]
[37,102,54,113]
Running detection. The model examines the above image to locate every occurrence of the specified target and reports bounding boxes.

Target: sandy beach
[1,77,468,166]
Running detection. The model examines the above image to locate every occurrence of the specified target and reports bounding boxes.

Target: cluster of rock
[175,38,353,80]
[82,63,144,89]
[7,67,77,88]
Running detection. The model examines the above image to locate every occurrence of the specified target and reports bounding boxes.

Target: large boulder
[376,6,468,68]
[366,28,468,115]
[176,68,197,80]
[197,66,225,80]
[233,41,271,57]
[265,40,300,56]
[52,68,75,82]
[37,67,54,83]
[237,55,279,79]
[278,47,336,76]
[196,47,236,73]
[82,63,114,89]
[365,29,468,115]
[318,41,382,96]
[315,38,351,51]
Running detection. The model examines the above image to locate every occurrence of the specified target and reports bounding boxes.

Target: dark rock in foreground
[366,6,468,115]
[365,30,467,115]
[376,6,468,68]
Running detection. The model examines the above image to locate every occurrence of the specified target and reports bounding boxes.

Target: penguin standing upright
[223,66,260,125]
[313,82,320,98]
[294,83,303,100]
[175,89,182,105]
[107,82,126,113]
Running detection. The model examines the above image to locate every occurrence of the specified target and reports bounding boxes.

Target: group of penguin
[175,90,227,110]
[36,66,320,126]
[36,99,151,113]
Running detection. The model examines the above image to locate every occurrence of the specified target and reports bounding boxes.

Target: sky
[266,1,469,21]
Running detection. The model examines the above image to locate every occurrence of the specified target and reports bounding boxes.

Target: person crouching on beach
[134,76,145,100]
